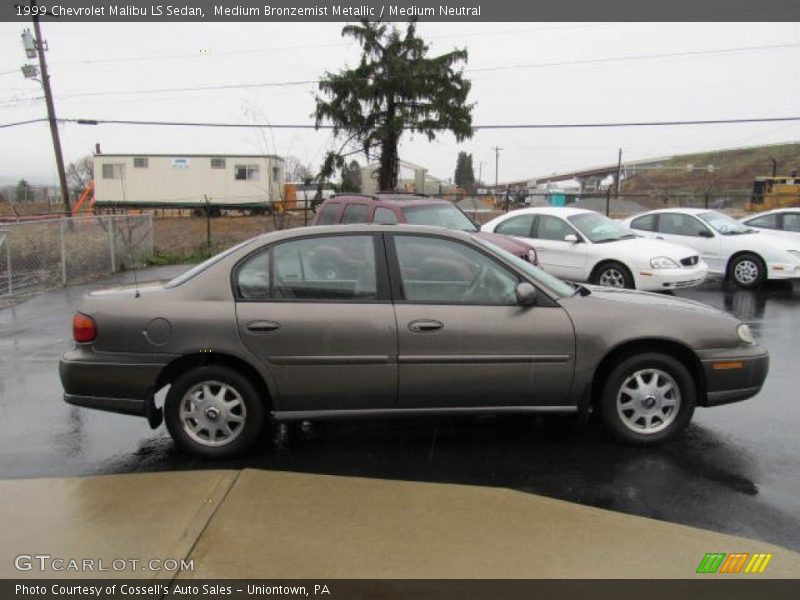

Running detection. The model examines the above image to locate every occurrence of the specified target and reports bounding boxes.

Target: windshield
[698,211,752,235]
[567,212,637,243]
[403,204,477,232]
[475,237,575,297]
[165,238,256,288]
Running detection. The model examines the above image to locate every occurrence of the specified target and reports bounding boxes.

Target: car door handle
[655,236,664,240]
[246,320,281,333]
[408,320,444,334]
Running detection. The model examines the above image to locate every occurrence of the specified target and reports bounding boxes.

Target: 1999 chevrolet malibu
[60,225,769,458]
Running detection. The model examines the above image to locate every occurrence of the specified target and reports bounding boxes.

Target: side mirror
[698,229,714,238]
[564,234,580,243]
[515,282,537,306]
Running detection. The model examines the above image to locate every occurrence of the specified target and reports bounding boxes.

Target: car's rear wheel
[165,365,265,458]
[591,261,634,289]
[599,352,695,444]
[729,253,766,288]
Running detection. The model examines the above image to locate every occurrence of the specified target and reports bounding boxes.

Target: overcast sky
[1,21,799,186]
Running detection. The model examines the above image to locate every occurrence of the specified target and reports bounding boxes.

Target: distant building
[359,159,457,196]
[94,153,285,208]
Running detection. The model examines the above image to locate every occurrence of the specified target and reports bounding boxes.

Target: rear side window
[744,213,778,229]
[273,235,377,301]
[784,213,800,232]
[316,202,341,225]
[236,249,270,300]
[342,204,370,224]
[631,214,656,232]
[374,207,399,224]
[495,214,534,236]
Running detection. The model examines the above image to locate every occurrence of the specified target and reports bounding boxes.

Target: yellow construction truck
[750,173,800,212]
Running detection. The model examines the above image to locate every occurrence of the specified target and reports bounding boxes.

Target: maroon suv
[312,193,538,264]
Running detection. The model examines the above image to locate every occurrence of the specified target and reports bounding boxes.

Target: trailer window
[235,165,260,181]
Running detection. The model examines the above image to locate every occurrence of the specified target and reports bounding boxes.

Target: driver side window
[394,235,518,305]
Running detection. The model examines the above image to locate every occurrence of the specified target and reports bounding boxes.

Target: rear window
[316,202,341,225]
[166,239,255,288]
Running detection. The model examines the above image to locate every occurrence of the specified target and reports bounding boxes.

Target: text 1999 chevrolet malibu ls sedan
[60,225,768,458]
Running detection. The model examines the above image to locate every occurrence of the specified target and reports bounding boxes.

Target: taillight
[73,313,97,343]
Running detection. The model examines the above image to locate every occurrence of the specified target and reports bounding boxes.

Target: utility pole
[492,146,502,190]
[615,148,623,199]
[24,3,70,215]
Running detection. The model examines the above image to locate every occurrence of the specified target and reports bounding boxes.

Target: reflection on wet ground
[1,270,798,550]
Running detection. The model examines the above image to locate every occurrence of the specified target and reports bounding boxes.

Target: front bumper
[697,345,769,407]
[766,262,800,280]
[60,347,174,421]
[634,264,709,291]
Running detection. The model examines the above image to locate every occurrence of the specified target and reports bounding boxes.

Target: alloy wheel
[616,368,681,434]
[179,380,247,447]
[734,260,759,286]
[598,268,626,288]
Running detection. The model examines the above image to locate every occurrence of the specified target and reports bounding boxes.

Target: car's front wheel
[591,261,634,289]
[164,365,265,458]
[729,253,766,288]
[598,352,696,444]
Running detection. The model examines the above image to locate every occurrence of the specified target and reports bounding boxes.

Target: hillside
[620,142,800,194]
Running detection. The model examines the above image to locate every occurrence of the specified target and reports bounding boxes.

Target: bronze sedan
[60,225,768,457]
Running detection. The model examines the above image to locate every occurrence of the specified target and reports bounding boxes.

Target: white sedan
[740,208,800,242]
[622,208,800,288]
[482,207,708,291]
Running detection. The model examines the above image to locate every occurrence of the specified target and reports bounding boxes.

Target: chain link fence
[0,214,153,303]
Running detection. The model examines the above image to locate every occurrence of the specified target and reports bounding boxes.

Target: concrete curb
[2,469,798,579]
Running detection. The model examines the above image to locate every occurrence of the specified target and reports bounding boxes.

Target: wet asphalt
[1,267,799,551]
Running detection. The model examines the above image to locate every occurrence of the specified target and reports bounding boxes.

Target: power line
[0,117,47,129]
[55,80,318,100]
[468,41,800,73]
[5,115,800,131]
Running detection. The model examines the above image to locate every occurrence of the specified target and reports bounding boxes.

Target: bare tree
[284,156,313,183]
[66,155,94,195]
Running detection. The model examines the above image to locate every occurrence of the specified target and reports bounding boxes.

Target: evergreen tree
[315,20,474,191]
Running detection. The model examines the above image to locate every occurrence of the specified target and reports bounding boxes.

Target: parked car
[312,192,538,264]
[740,208,800,242]
[60,225,767,457]
[482,207,707,291]
[622,208,800,288]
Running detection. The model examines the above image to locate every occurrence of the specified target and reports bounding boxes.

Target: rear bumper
[60,347,175,419]
[697,345,769,407]
[64,394,147,416]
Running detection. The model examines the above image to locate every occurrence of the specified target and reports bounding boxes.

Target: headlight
[737,323,755,345]
[526,249,538,264]
[787,250,800,261]
[650,256,679,269]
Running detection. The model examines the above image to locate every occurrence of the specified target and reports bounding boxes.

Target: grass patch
[146,249,209,266]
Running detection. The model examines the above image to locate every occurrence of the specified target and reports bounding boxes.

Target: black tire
[591,261,634,289]
[729,253,766,289]
[164,365,266,458]
[598,352,696,444]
